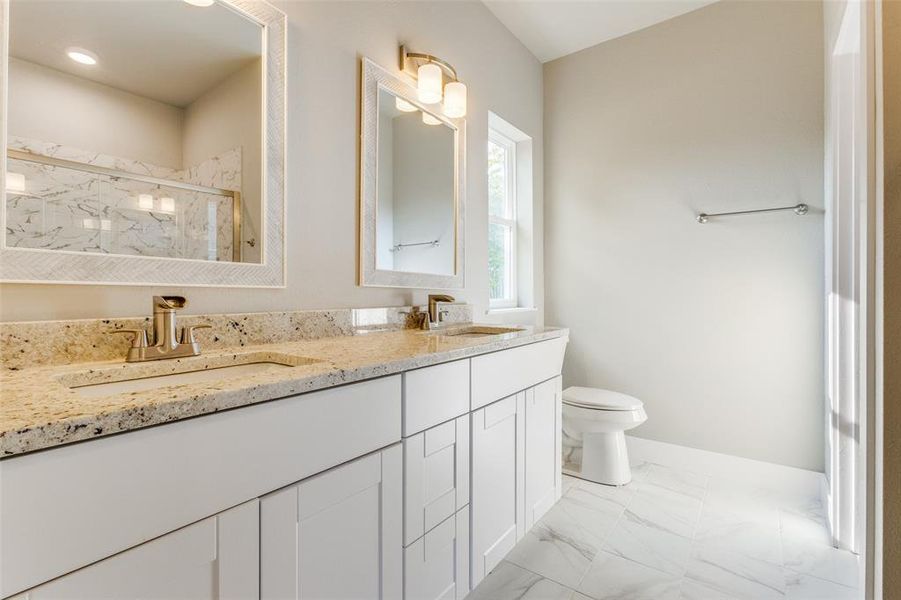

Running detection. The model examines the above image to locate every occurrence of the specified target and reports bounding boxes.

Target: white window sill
[486,306,538,316]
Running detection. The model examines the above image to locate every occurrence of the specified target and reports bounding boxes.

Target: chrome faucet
[427,294,455,328]
[109,296,211,362]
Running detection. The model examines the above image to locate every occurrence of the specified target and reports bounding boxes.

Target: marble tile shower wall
[0,304,474,369]
[5,137,240,261]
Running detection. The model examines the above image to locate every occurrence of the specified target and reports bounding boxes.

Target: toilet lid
[563,387,643,411]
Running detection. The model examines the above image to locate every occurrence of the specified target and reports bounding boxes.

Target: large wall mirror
[0,0,286,286]
[360,59,465,289]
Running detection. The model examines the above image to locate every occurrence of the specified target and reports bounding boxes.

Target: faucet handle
[108,329,149,348]
[180,324,212,344]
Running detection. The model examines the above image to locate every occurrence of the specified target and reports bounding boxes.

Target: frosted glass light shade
[422,112,442,126]
[137,194,154,210]
[443,81,467,118]
[395,97,417,112]
[160,197,176,213]
[417,64,443,104]
[6,172,26,195]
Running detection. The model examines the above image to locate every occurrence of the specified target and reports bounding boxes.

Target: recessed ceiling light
[184,0,215,6]
[66,47,98,66]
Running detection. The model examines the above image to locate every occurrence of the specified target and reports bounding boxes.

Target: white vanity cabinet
[1,335,568,600]
[402,360,473,600]
[470,375,564,588]
[524,377,564,530]
[260,445,403,600]
[10,500,259,600]
[470,393,526,584]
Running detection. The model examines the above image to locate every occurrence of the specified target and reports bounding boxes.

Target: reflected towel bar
[696,203,808,224]
[390,239,440,252]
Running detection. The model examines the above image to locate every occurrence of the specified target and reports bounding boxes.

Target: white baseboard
[625,435,827,501]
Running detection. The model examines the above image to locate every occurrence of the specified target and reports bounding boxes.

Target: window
[488,129,517,308]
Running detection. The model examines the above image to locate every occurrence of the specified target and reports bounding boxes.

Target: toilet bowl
[562,387,647,486]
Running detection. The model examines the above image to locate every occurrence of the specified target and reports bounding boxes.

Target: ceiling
[483,0,719,63]
[9,0,262,107]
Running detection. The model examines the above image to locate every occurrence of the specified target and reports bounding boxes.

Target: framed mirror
[360,58,465,289]
[0,0,285,286]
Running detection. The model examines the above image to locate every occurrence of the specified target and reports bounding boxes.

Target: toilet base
[580,431,632,486]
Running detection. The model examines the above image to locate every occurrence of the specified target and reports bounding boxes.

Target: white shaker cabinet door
[469,393,525,587]
[260,444,403,600]
[524,376,563,530]
[11,499,259,600]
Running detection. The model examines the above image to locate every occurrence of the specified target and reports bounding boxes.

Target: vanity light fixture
[400,45,467,118]
[395,97,418,113]
[421,112,442,126]
[5,172,26,195]
[184,0,215,6]
[159,197,176,213]
[137,194,154,210]
[66,47,98,66]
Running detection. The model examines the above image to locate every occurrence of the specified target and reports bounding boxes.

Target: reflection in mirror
[5,0,263,263]
[375,88,455,276]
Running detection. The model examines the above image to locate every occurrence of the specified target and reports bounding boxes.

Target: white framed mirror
[0,0,286,287]
[359,58,465,289]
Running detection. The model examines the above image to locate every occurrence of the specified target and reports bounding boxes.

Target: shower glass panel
[5,157,238,261]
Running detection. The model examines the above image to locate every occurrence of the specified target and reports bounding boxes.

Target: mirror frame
[0,0,286,287]
[359,58,465,289]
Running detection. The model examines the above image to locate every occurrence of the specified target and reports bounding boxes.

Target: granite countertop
[0,325,568,457]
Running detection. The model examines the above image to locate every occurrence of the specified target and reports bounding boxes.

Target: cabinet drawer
[470,338,567,410]
[1,376,401,598]
[404,507,470,600]
[404,415,469,546]
[404,359,470,436]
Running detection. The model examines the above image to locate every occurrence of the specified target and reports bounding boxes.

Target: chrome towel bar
[696,203,808,223]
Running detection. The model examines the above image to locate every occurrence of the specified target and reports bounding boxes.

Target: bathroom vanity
[0,321,568,599]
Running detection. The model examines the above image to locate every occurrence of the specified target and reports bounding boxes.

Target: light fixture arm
[400,45,459,81]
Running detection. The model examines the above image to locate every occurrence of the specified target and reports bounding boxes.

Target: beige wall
[183,59,263,262]
[544,1,825,470]
[0,1,544,322]
[882,0,900,593]
[8,58,184,169]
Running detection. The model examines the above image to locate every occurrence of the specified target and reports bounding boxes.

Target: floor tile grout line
[499,559,581,598]
[782,565,860,591]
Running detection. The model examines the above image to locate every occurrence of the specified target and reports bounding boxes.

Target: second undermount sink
[430,325,525,338]
[61,352,323,398]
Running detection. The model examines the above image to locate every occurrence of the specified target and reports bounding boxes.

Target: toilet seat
[563,387,643,411]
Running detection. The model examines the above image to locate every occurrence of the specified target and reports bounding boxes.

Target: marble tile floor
[469,462,861,600]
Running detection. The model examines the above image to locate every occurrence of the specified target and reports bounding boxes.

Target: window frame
[488,128,518,309]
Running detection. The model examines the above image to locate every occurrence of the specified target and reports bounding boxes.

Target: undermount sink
[429,325,525,338]
[62,352,322,398]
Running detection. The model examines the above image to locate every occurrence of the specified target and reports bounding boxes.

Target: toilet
[562,386,647,486]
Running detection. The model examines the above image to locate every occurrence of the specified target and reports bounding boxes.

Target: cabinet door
[261,444,403,600]
[524,376,563,530]
[13,500,259,600]
[404,415,469,545]
[403,506,470,600]
[470,393,525,587]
